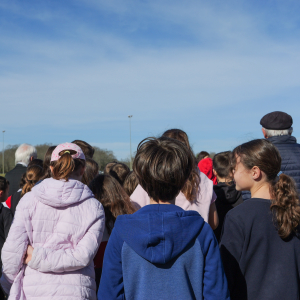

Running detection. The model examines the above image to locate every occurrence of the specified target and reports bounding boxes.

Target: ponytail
[21,165,43,197]
[51,150,85,181]
[270,174,300,239]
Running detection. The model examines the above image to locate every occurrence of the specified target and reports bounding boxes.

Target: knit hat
[50,143,86,162]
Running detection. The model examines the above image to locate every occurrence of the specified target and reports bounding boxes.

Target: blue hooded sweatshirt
[98,204,230,300]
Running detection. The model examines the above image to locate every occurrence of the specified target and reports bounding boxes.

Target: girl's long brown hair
[232,139,300,239]
[162,129,200,202]
[21,165,43,197]
[89,174,136,234]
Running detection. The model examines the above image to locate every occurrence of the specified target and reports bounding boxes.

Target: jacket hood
[214,182,241,204]
[32,178,94,208]
[115,204,204,264]
[268,135,297,144]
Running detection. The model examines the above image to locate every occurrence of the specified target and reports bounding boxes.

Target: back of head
[50,143,86,181]
[232,139,300,239]
[104,162,118,174]
[0,176,9,201]
[21,165,43,197]
[42,146,57,180]
[15,143,37,165]
[0,176,9,192]
[89,174,135,234]
[123,171,139,196]
[107,162,130,185]
[162,129,199,201]
[28,159,43,168]
[162,129,191,151]
[260,111,293,138]
[72,140,95,158]
[213,151,232,180]
[197,151,210,162]
[82,158,99,186]
[133,137,194,202]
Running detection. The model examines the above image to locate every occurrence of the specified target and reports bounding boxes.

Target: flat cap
[260,111,293,130]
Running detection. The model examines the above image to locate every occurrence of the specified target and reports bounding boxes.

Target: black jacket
[220,198,300,300]
[213,182,243,242]
[0,203,13,275]
[5,164,27,196]
[10,191,22,216]
[268,135,300,191]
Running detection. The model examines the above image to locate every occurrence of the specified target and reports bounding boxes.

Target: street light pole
[128,115,133,170]
[2,131,5,174]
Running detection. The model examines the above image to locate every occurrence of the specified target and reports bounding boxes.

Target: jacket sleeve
[0,205,29,294]
[98,226,125,300]
[28,203,105,273]
[3,208,13,238]
[220,213,246,299]
[198,222,230,300]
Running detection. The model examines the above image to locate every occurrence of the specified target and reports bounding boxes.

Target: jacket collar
[268,135,297,145]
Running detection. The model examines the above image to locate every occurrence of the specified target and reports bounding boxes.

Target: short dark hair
[133,137,194,202]
[213,151,232,179]
[71,140,95,158]
[197,151,210,162]
[0,176,9,192]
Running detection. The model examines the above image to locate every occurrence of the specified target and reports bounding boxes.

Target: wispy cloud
[1,0,300,158]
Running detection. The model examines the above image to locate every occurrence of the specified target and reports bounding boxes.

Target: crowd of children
[0,129,299,300]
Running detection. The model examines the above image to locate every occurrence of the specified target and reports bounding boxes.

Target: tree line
[0,144,130,173]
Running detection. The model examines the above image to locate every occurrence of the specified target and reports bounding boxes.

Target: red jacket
[198,157,217,185]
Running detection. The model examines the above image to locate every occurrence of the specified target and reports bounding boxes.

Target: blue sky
[1,0,300,159]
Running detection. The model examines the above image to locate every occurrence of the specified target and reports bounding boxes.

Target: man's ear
[30,156,34,161]
[0,190,3,197]
[262,128,268,139]
[251,166,261,180]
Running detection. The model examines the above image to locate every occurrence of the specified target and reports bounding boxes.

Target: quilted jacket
[268,135,300,192]
[0,178,105,300]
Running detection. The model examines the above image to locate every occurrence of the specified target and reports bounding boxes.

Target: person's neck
[217,176,231,183]
[250,181,271,199]
[150,198,176,205]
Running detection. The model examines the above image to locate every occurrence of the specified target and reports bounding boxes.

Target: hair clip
[277,171,283,176]
[64,151,71,154]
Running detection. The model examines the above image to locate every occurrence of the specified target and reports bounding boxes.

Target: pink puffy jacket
[0,178,105,300]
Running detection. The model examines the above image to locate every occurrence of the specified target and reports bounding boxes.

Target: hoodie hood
[115,204,204,264]
[214,182,241,205]
[32,178,94,208]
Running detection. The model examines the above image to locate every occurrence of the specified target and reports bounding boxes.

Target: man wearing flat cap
[261,111,300,191]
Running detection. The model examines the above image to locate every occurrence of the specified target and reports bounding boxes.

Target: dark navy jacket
[220,198,300,300]
[98,204,230,300]
[268,135,300,191]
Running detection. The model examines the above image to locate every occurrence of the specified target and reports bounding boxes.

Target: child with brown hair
[131,129,219,229]
[98,137,229,300]
[89,174,135,290]
[212,151,243,242]
[220,139,300,300]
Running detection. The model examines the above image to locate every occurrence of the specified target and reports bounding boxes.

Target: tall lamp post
[128,115,133,170]
[2,131,5,174]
